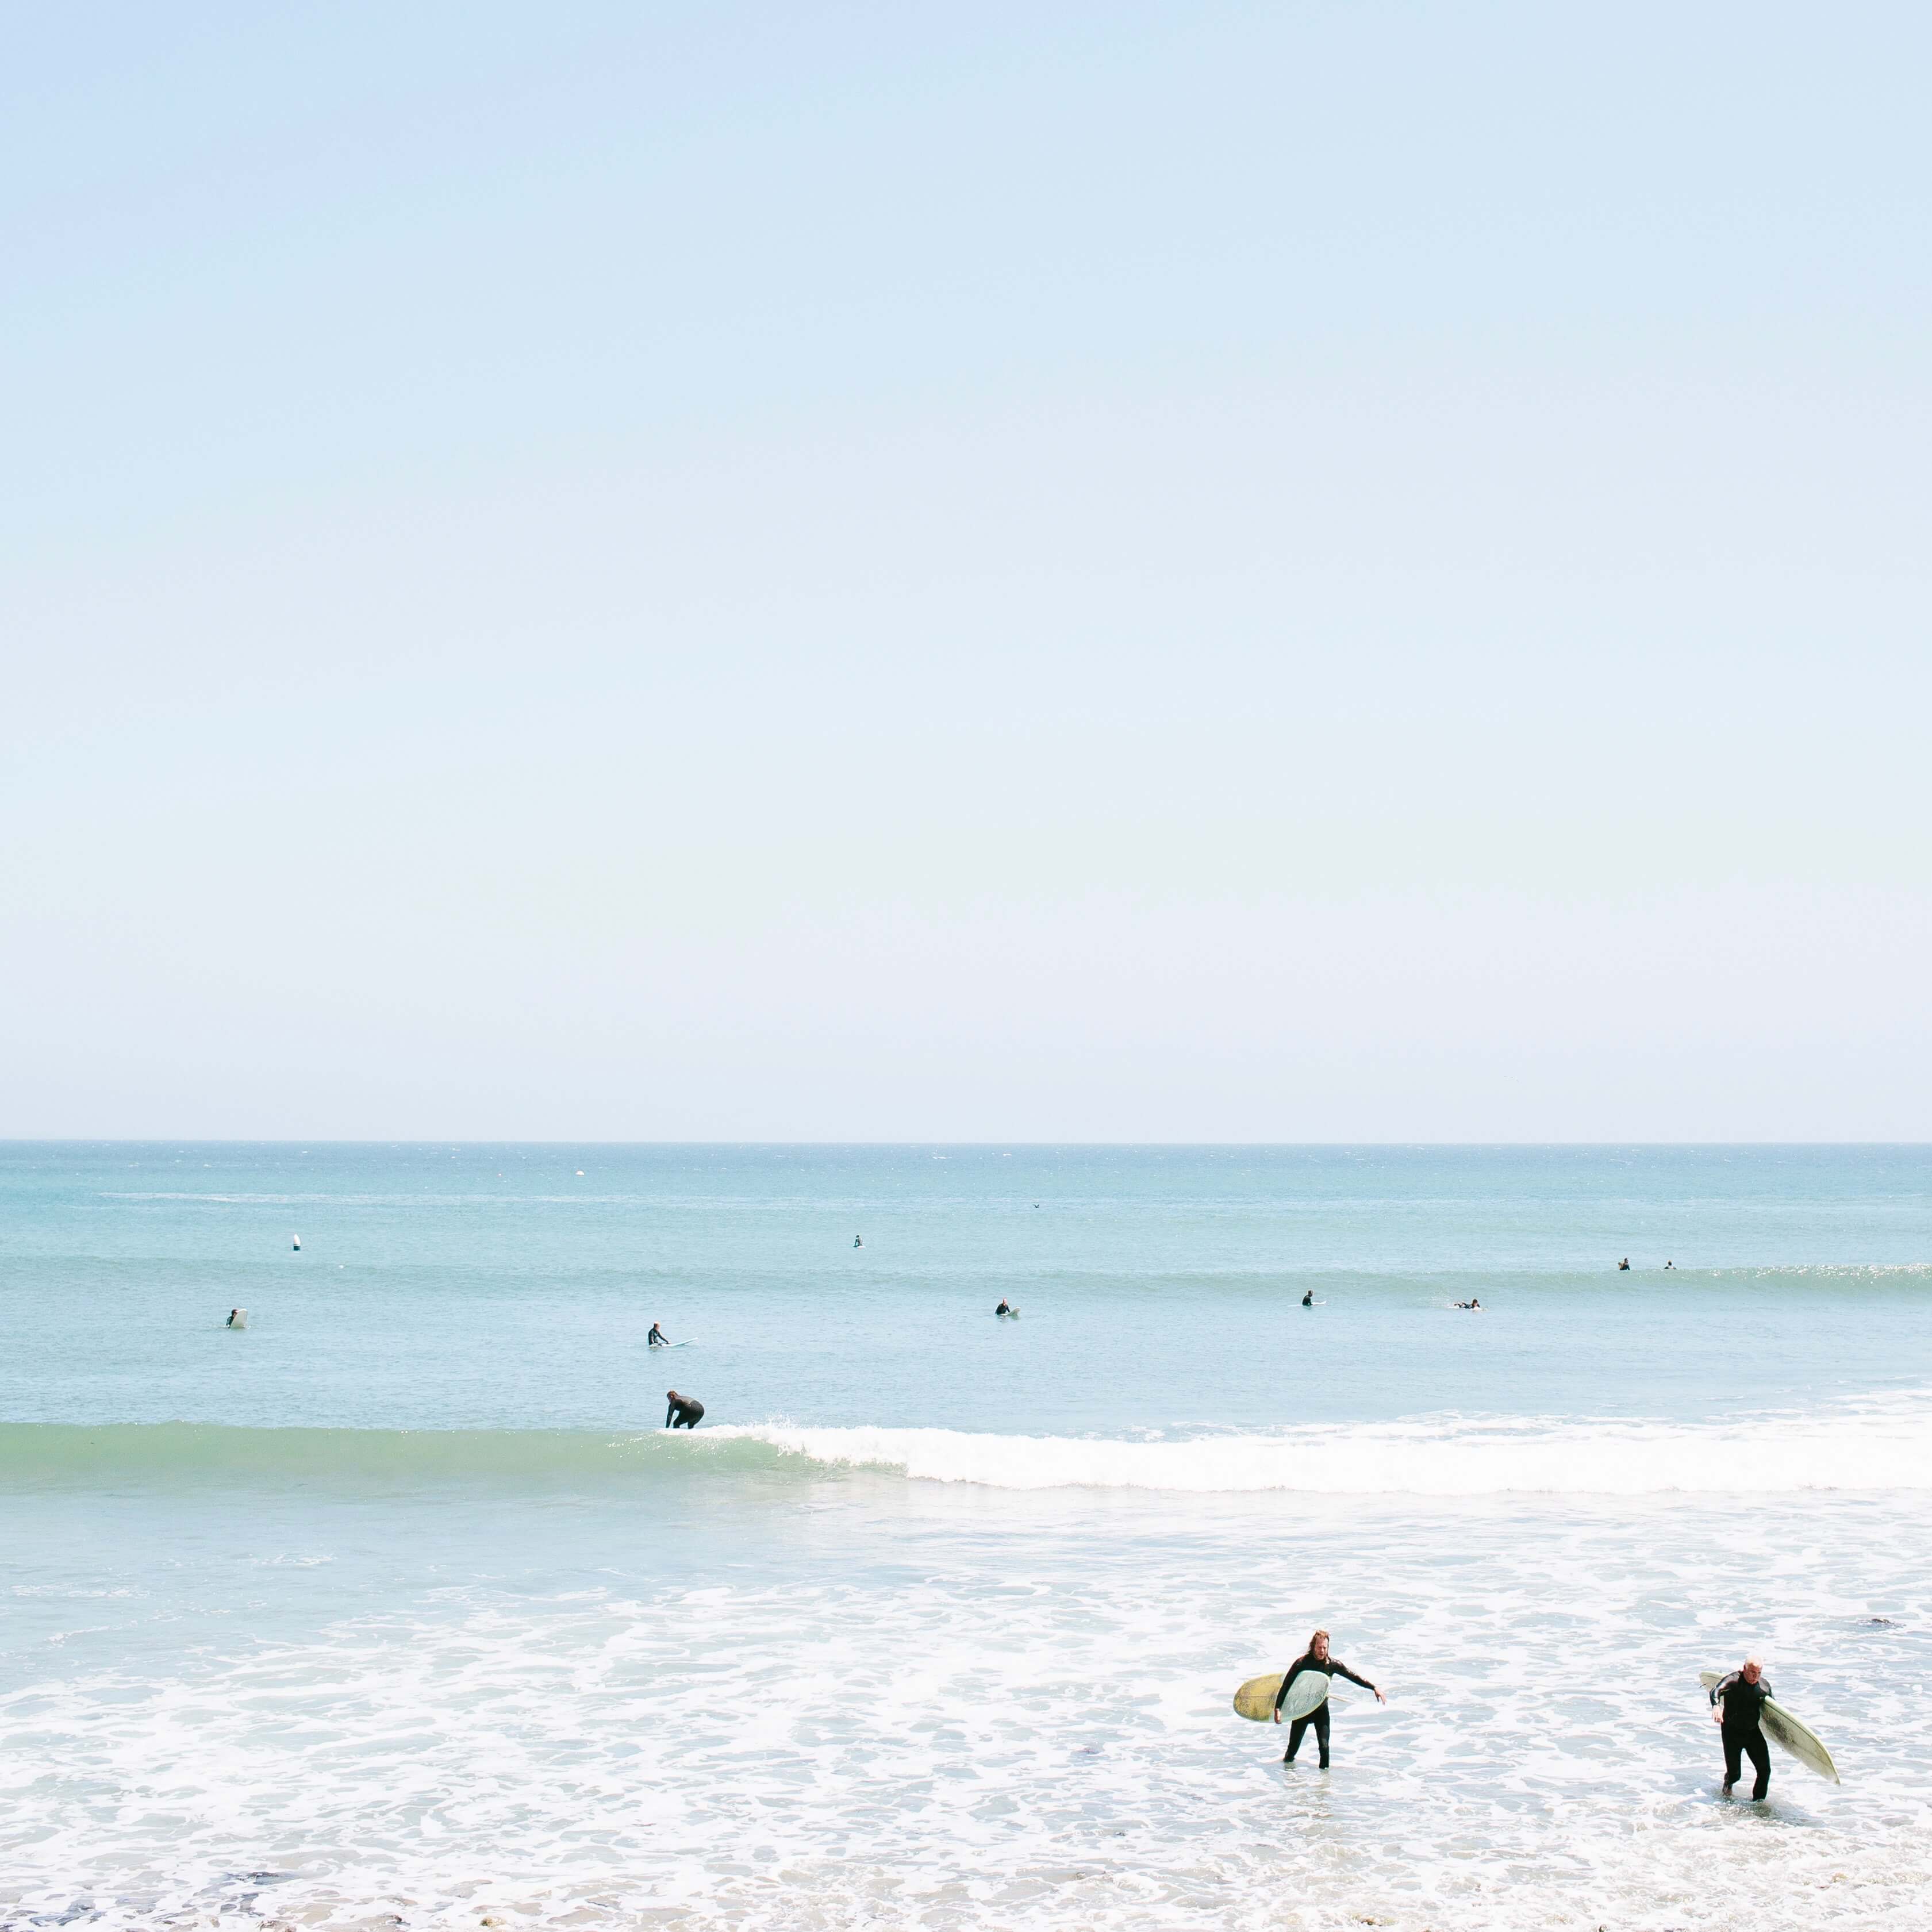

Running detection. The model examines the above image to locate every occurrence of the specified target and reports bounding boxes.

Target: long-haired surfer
[665,1389,705,1430]
[1273,1628,1385,1768]
[1710,1657,1773,1799]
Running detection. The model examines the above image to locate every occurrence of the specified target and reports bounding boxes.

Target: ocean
[2,1143,1929,1931]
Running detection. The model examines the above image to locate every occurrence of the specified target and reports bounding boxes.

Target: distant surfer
[1274,1629,1385,1768]
[1618,1257,1630,1271]
[225,1308,240,1328]
[995,1300,1012,1317]
[1710,1657,1773,1800]
[854,1235,863,1248]
[1301,1290,1313,1308]
[665,1389,704,1430]
[647,1322,669,1347]
[1452,1297,1481,1309]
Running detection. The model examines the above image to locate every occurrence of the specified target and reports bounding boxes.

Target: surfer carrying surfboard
[1710,1657,1774,1800]
[1273,1629,1385,1768]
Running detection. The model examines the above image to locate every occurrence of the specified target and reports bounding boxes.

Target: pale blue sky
[5,3,1929,1138]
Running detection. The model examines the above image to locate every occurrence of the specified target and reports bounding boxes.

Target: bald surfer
[1273,1628,1385,1767]
[1710,1657,1773,1800]
[665,1389,704,1430]
[647,1322,669,1347]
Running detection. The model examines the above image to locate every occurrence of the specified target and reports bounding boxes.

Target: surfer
[1301,1290,1313,1308]
[854,1235,863,1248]
[665,1389,705,1430]
[1274,1629,1385,1768]
[1711,1657,1773,1800]
[647,1322,669,1347]
[225,1308,240,1328]
[1618,1257,1630,1270]
[995,1300,1012,1317]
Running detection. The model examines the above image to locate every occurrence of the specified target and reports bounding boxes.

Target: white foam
[3,1493,1927,1932]
[709,1390,1932,1495]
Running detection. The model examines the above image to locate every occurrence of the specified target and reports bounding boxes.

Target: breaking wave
[9,1391,1930,1497]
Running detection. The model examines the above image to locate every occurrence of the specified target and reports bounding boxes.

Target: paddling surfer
[1710,1657,1773,1800]
[1273,1628,1385,1767]
[665,1389,705,1430]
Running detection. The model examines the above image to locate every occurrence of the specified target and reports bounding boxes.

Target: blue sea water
[2,1144,1929,1932]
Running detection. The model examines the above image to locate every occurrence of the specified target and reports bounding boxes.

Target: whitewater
[3,1143,1930,1932]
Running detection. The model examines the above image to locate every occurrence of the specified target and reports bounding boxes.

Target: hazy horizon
[6,3,1929,1142]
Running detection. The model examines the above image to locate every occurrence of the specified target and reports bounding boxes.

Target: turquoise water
[3,1144,1930,1931]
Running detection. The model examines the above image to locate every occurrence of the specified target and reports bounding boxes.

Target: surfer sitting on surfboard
[1710,1657,1774,1800]
[648,1322,669,1347]
[1274,1629,1385,1768]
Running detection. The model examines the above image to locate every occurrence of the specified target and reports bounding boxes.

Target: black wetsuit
[647,1326,667,1347]
[1301,1292,1313,1307]
[665,1397,704,1430]
[1711,1670,1773,1799]
[1273,1653,1378,1768]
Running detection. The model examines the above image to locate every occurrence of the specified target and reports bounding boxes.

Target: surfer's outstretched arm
[1330,1661,1387,1703]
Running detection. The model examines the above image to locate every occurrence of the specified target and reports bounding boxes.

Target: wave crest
[709,1397,1932,1496]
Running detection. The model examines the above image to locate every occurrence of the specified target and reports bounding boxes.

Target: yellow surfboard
[1234,1670,1330,1723]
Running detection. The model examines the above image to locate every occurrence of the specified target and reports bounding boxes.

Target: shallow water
[3,1144,1929,1930]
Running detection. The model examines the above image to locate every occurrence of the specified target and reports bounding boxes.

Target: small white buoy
[225,1308,248,1330]
[576,1170,585,1177]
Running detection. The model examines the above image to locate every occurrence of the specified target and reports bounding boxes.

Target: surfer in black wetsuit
[1273,1628,1385,1767]
[1711,1657,1773,1799]
[647,1322,669,1347]
[1618,1257,1630,1270]
[995,1300,1012,1316]
[665,1389,704,1430]
[1301,1290,1313,1307]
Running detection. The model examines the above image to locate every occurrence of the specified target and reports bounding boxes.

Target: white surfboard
[1233,1669,1331,1723]
[1700,1672,1839,1784]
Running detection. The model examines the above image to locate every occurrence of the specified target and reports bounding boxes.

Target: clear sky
[5,2,1929,1140]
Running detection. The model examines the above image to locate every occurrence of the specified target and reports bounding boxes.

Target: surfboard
[1700,1672,1839,1784]
[1234,1669,1330,1723]
[649,1339,692,1348]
